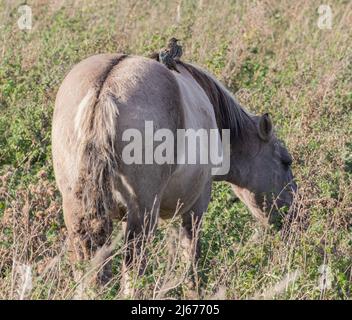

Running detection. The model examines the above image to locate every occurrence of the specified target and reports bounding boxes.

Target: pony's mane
[176,60,252,140]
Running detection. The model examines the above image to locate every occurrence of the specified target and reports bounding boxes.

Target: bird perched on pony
[158,37,183,73]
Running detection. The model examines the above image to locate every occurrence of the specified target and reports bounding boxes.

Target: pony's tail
[73,88,120,246]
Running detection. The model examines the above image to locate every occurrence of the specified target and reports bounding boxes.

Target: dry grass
[0,0,351,299]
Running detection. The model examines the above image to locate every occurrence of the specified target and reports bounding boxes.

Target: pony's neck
[177,61,253,142]
[175,62,259,183]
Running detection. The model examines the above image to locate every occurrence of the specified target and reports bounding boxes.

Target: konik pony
[52,53,296,296]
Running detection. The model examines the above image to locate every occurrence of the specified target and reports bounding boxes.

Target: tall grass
[0,0,351,299]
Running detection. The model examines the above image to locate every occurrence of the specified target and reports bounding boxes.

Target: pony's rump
[74,54,128,245]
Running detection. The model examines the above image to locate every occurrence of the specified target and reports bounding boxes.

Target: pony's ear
[258,113,273,141]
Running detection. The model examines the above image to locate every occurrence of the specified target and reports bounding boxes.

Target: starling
[159,48,180,73]
[159,37,183,72]
[167,37,183,60]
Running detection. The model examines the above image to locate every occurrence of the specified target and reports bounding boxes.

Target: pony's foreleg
[62,193,113,298]
[121,196,160,298]
[180,182,212,297]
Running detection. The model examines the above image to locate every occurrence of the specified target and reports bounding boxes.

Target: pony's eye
[276,140,292,167]
[282,158,292,167]
[281,153,293,167]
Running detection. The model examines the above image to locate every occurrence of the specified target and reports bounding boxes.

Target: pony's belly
[159,164,211,219]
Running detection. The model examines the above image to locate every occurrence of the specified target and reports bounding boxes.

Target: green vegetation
[0,0,351,299]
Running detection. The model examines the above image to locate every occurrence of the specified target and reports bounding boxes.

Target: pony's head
[227,113,297,228]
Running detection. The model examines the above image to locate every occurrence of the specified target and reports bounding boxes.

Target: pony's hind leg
[62,192,113,298]
[121,194,161,298]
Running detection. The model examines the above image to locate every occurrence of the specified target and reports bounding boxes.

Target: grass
[0,0,351,299]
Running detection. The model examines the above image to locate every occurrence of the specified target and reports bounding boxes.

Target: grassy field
[0,0,351,299]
